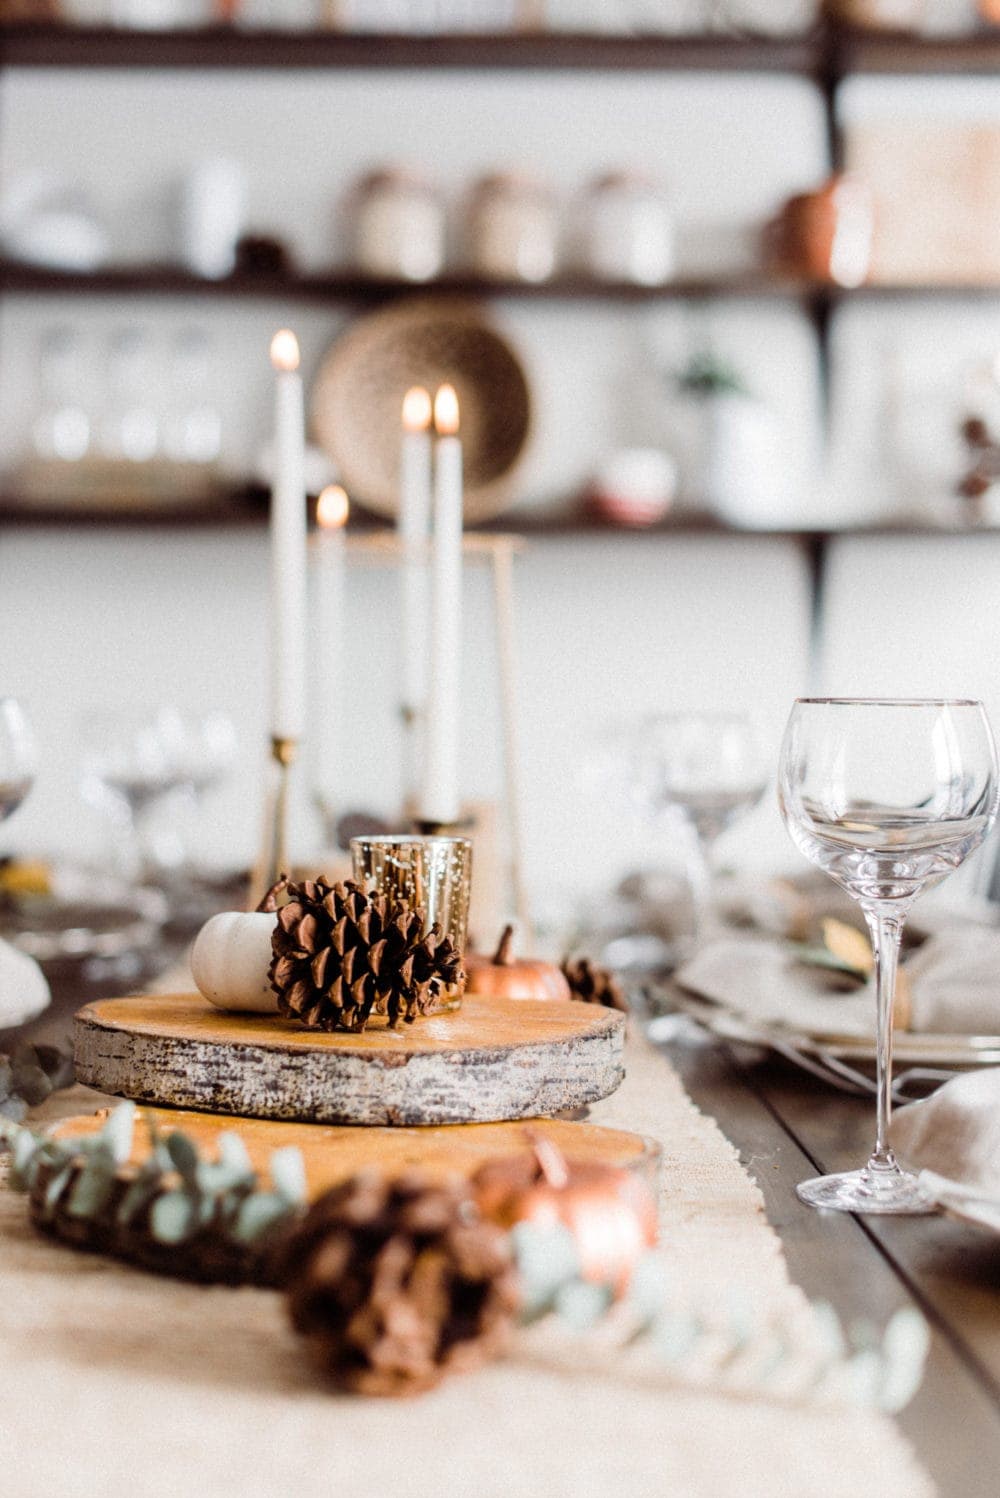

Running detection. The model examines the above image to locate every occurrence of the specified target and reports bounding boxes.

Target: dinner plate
[665,987,1000,1070]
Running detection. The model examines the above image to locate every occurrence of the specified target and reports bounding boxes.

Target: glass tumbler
[350,834,473,1009]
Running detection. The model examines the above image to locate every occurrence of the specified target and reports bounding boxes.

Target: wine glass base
[796,1166,934,1216]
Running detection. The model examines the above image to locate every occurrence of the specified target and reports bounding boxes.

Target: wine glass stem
[688,833,716,947]
[862,903,905,1172]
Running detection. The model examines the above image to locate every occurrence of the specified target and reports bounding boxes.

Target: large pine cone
[561,956,628,1012]
[284,1170,520,1395]
[268,878,463,1033]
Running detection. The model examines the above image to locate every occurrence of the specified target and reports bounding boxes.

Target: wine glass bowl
[0,698,35,824]
[79,707,236,884]
[779,697,999,1214]
[640,711,768,943]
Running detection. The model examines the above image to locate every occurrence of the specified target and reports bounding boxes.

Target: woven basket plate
[310,299,532,524]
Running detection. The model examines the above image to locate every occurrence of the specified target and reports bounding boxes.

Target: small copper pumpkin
[464,925,572,1002]
[472,1137,658,1296]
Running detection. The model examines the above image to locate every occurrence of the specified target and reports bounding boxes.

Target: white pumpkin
[191,911,279,1014]
[0,937,50,1028]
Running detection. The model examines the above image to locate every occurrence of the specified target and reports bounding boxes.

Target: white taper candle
[420,384,463,825]
[268,329,307,743]
[313,484,349,811]
[399,386,433,806]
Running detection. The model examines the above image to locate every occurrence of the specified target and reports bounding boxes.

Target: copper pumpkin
[464,925,572,1003]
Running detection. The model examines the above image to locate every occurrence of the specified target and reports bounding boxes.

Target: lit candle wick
[402,386,432,434]
[434,384,460,437]
[316,484,349,530]
[270,328,300,373]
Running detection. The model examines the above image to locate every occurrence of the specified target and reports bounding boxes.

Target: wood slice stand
[73,992,626,1126]
[50,1107,658,1199]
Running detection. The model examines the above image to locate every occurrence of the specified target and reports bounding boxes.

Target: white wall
[3,63,1000,914]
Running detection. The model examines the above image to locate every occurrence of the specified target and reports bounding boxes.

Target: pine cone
[284,1170,520,1395]
[268,878,463,1033]
[561,956,628,1012]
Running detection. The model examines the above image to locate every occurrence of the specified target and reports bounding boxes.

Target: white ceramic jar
[582,171,674,286]
[466,172,558,283]
[352,168,445,282]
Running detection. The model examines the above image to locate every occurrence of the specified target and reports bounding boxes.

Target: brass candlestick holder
[253,734,299,897]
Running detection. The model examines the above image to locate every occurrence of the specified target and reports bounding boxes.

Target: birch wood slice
[50,1108,658,1198]
[73,993,626,1125]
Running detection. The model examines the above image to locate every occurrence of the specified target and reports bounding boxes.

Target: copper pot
[765,174,874,288]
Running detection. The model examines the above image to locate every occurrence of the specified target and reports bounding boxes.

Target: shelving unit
[2,17,999,543]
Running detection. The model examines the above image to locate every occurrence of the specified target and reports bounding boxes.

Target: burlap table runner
[1,1029,933,1498]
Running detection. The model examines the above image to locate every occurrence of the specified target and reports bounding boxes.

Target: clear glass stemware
[640,711,767,946]
[0,699,35,825]
[778,697,1000,1215]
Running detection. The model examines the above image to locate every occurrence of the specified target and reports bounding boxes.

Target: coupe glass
[639,712,767,944]
[0,699,35,825]
[779,697,999,1214]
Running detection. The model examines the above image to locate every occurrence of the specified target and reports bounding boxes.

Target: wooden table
[7,961,1000,1497]
[669,1029,1000,1498]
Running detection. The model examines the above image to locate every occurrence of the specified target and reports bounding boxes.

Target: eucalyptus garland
[3,1104,306,1285]
[0,1104,930,1411]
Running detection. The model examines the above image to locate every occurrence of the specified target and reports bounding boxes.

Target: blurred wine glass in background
[637,711,767,949]
[80,707,189,880]
[0,698,36,827]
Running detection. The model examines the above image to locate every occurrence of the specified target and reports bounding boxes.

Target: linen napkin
[675,925,1000,1038]
[893,1068,1000,1225]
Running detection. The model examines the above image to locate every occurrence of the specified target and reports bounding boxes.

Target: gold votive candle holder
[349,833,473,1010]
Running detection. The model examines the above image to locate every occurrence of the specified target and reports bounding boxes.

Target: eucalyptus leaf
[787,943,866,979]
[0,1058,13,1101]
[269,1146,307,1205]
[100,1102,136,1166]
[510,1221,580,1321]
[10,1057,52,1107]
[66,1157,116,1219]
[232,1191,293,1245]
[41,1163,74,1219]
[0,1097,28,1123]
[150,1190,197,1245]
[217,1133,252,1177]
[12,1128,38,1181]
[165,1132,199,1186]
[117,1173,164,1227]
[811,1300,847,1364]
[196,1159,254,1197]
[553,1279,612,1331]
[32,1045,75,1091]
[878,1309,931,1413]
[653,1311,701,1364]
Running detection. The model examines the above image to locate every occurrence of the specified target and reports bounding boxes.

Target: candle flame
[270,329,300,373]
[316,484,349,530]
[402,386,432,433]
[434,384,460,437]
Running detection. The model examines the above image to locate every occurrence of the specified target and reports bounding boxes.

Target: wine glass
[779,697,999,1215]
[79,708,191,878]
[638,712,767,945]
[0,699,35,825]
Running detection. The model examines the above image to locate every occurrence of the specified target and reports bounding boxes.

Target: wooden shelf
[0,488,991,543]
[4,22,1000,77]
[0,260,825,305]
[0,24,820,73]
[5,261,1000,309]
[832,25,1000,76]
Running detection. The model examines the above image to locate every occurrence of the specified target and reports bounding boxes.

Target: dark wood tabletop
[6,959,1000,1498]
[670,1030,1000,1498]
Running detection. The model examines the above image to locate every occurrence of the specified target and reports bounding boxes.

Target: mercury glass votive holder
[349,834,473,1010]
